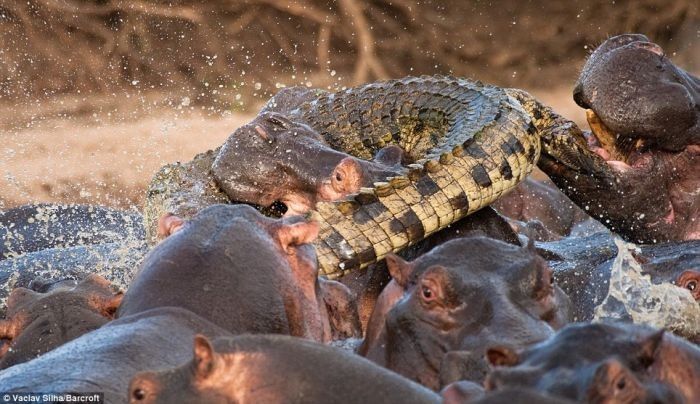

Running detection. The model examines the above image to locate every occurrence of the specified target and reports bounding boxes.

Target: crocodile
[145,76,579,278]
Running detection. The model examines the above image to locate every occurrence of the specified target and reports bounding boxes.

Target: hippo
[0,203,366,401]
[0,242,145,314]
[0,307,232,403]
[118,204,361,342]
[0,274,122,369]
[485,322,698,403]
[339,205,521,329]
[128,334,440,404]
[539,34,699,243]
[359,236,572,390]
[212,110,406,217]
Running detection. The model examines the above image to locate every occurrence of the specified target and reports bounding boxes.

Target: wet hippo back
[0,307,231,404]
[0,204,144,260]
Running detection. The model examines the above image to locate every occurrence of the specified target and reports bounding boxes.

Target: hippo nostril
[573,83,588,108]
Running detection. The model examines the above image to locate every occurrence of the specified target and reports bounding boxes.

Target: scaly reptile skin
[145,76,578,279]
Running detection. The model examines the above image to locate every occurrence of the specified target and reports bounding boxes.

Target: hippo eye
[132,389,146,401]
[616,377,626,390]
[685,280,697,291]
[422,287,433,299]
[335,172,343,182]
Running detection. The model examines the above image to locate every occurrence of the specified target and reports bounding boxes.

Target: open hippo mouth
[581,109,655,173]
[538,34,699,242]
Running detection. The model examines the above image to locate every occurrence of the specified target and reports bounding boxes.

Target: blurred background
[1,0,698,210]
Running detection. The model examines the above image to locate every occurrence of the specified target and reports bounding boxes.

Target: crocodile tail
[307,78,539,278]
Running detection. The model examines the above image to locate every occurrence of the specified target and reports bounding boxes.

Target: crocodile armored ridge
[145,76,579,278]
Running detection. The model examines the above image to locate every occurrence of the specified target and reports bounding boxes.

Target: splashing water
[594,238,700,339]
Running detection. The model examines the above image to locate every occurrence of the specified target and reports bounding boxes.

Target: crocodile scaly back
[285,76,540,277]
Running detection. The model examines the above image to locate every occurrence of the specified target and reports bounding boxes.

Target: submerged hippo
[0,274,122,369]
[485,322,699,403]
[119,204,361,342]
[540,34,699,243]
[360,236,571,390]
[340,205,521,330]
[128,334,440,404]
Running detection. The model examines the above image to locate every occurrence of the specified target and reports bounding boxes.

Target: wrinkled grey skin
[485,322,697,403]
[128,334,440,404]
[0,307,232,403]
[542,34,699,243]
[361,236,571,390]
[539,231,700,326]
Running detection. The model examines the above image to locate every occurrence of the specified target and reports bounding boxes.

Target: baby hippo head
[212,112,401,216]
[0,274,123,368]
[361,236,571,390]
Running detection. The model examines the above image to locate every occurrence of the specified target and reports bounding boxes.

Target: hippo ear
[0,318,19,340]
[192,335,216,380]
[486,346,520,367]
[636,329,664,367]
[157,213,186,239]
[94,291,124,319]
[385,253,412,288]
[275,221,320,252]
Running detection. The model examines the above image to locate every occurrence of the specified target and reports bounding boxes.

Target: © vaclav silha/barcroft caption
[1,393,103,403]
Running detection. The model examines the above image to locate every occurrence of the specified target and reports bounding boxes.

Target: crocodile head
[541,34,699,243]
[212,112,403,216]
